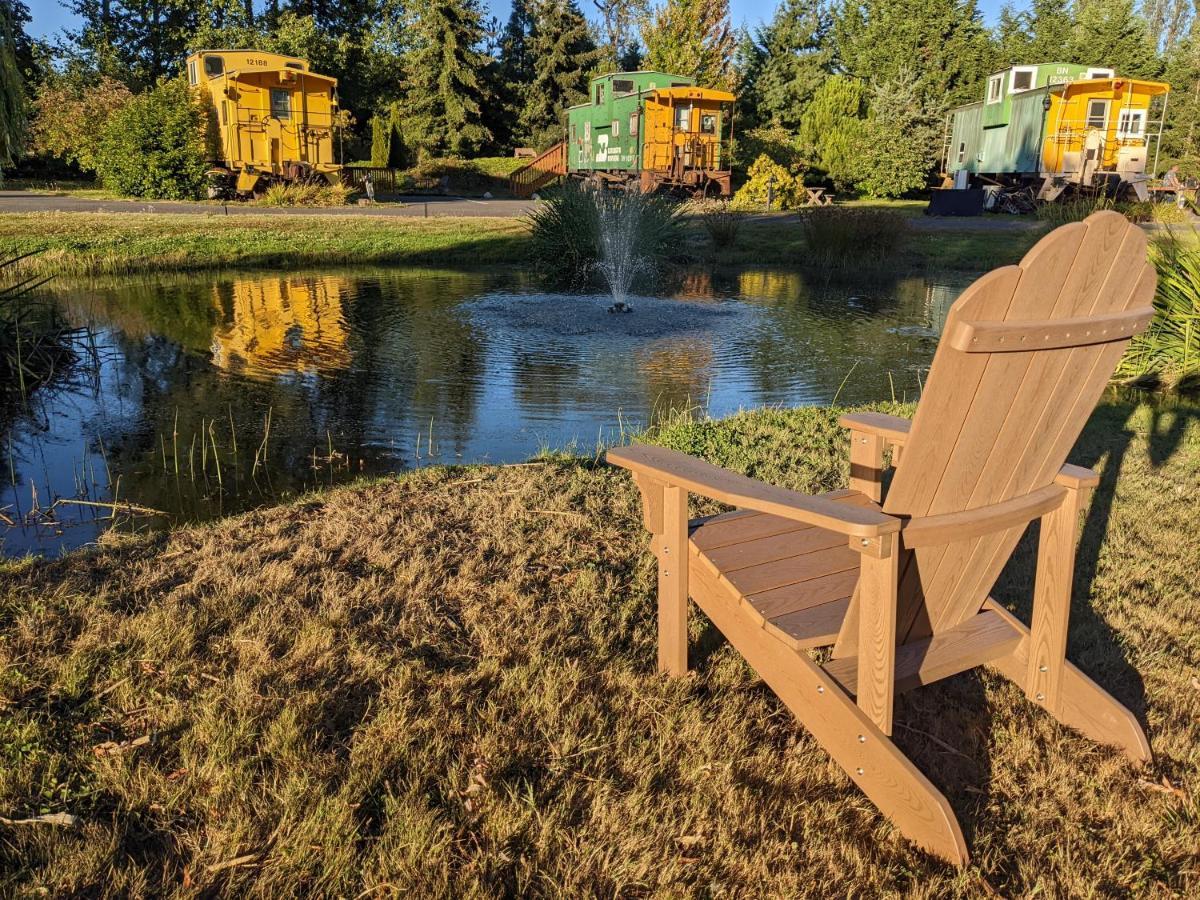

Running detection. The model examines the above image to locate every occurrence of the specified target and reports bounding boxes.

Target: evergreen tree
[1160,27,1200,168]
[1141,0,1193,53]
[1066,0,1161,78]
[0,2,24,169]
[731,25,766,129]
[798,75,866,189]
[750,0,831,131]
[994,4,1034,65]
[858,69,942,197]
[1026,0,1074,61]
[64,0,201,90]
[396,0,493,158]
[833,0,996,107]
[640,0,735,86]
[519,0,601,146]
[593,0,647,69]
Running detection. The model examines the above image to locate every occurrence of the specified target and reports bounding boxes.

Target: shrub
[696,199,741,248]
[93,77,207,200]
[1117,234,1200,391]
[733,125,806,175]
[31,74,133,173]
[1035,196,1116,225]
[525,181,682,286]
[259,181,353,207]
[731,154,805,210]
[798,207,910,275]
[1036,196,1188,226]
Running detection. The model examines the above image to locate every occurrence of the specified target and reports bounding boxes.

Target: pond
[1,266,972,556]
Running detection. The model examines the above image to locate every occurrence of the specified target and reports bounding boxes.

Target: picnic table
[803,187,835,207]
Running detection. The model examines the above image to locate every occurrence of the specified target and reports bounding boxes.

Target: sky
[27,0,1011,44]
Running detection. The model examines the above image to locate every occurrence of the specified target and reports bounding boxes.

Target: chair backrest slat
[833,212,1156,655]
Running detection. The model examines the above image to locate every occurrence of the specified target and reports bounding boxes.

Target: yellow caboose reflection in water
[187,49,342,196]
[210,275,351,376]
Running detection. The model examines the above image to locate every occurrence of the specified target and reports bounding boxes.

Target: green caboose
[565,71,734,196]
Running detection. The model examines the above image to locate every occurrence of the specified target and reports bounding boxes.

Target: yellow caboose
[946,63,1169,199]
[186,49,342,196]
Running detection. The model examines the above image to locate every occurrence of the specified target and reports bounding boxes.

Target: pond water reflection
[1,266,971,555]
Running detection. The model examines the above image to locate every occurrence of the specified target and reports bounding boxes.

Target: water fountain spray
[592,189,651,313]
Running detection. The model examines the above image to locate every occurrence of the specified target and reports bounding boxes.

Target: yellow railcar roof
[650,87,735,103]
[1054,77,1170,96]
[222,67,338,85]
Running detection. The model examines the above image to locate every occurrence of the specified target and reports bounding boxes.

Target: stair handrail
[509,141,567,197]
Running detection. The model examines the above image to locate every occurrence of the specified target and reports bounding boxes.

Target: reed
[695,199,741,249]
[0,252,77,405]
[798,207,910,276]
[1117,232,1200,391]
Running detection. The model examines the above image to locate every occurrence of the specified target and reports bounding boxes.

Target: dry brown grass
[0,401,1197,896]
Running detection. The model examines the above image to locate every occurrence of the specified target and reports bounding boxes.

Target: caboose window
[1009,67,1036,93]
[986,74,1003,104]
[595,84,605,105]
[676,105,691,130]
[203,55,223,78]
[629,113,638,136]
[270,88,292,120]
[1117,109,1146,138]
[701,114,716,134]
[612,118,619,137]
[1086,99,1109,130]
[188,61,197,85]
[956,141,966,164]
[613,79,634,94]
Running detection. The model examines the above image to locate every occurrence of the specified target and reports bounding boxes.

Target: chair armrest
[1055,463,1099,491]
[606,444,900,539]
[838,412,912,446]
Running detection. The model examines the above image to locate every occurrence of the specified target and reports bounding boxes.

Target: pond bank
[1,401,1196,895]
[0,211,1046,278]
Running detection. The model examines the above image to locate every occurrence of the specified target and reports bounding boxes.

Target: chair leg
[633,473,688,676]
[689,559,969,865]
[657,485,689,676]
[985,601,1151,765]
[1024,487,1085,712]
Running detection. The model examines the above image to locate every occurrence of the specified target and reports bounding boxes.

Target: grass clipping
[1,403,1198,895]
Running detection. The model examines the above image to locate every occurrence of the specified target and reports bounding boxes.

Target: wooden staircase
[509,142,567,198]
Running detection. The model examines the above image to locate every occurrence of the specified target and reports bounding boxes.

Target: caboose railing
[509,142,567,198]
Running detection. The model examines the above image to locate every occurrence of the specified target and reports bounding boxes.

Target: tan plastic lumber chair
[606,211,1157,864]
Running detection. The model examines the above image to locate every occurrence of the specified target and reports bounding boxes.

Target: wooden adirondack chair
[606,211,1157,864]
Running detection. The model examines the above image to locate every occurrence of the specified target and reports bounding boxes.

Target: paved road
[0,190,539,218]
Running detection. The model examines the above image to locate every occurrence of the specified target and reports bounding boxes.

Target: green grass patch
[0,213,531,277]
[0,400,1196,894]
[0,206,1049,279]
[695,216,1043,272]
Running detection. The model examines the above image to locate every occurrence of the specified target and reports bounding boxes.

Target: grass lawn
[699,216,1046,271]
[0,209,1047,279]
[0,213,531,277]
[0,400,1196,895]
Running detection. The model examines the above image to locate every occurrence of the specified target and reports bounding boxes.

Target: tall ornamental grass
[525,181,682,287]
[1118,234,1200,392]
[798,207,910,276]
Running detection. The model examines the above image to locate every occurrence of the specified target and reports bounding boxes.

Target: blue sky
[28,1,1011,44]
